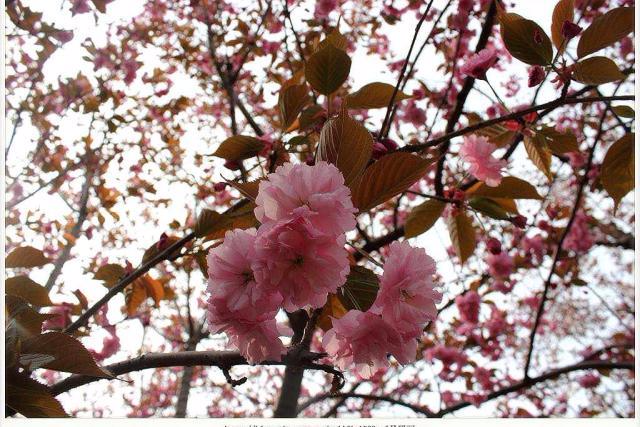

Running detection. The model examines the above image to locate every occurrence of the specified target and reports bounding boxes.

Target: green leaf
[21,332,114,378]
[305,44,351,95]
[551,0,574,51]
[351,152,432,212]
[601,133,634,211]
[577,6,635,58]
[573,56,625,85]
[338,265,379,312]
[6,370,69,418]
[468,176,543,199]
[345,82,411,109]
[447,210,476,264]
[612,105,635,118]
[5,276,53,307]
[317,111,373,185]
[524,133,553,180]
[5,246,51,269]
[94,264,126,288]
[405,199,446,238]
[500,13,553,65]
[468,197,510,220]
[213,135,264,161]
[279,84,310,130]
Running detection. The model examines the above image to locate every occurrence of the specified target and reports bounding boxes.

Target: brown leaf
[94,263,126,288]
[318,111,373,185]
[305,44,351,95]
[500,13,553,65]
[577,6,635,58]
[5,295,56,338]
[141,275,164,306]
[351,152,431,212]
[601,133,634,212]
[551,0,574,51]
[345,82,411,110]
[226,179,261,201]
[5,276,53,307]
[405,199,446,238]
[467,176,543,199]
[538,126,580,154]
[317,294,348,331]
[573,56,625,85]
[338,265,380,312]
[279,84,310,130]
[21,332,113,378]
[524,134,553,180]
[447,210,476,264]
[5,370,69,418]
[213,135,264,161]
[5,246,51,269]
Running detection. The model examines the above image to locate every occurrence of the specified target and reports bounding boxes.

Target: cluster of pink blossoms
[323,241,442,378]
[459,134,506,186]
[206,161,356,363]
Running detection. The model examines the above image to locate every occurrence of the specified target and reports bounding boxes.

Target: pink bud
[528,65,545,87]
[512,215,527,229]
[214,182,227,192]
[486,238,502,255]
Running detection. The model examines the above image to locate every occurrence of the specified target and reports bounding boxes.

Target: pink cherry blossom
[255,161,356,236]
[460,48,498,79]
[564,211,594,254]
[206,228,280,314]
[323,310,408,379]
[371,241,441,336]
[459,135,507,186]
[253,207,349,312]
[578,373,601,388]
[456,291,481,324]
[487,251,514,278]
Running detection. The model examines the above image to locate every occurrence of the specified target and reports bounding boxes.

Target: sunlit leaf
[573,56,625,85]
[213,135,264,161]
[6,246,51,269]
[447,210,476,264]
[524,134,553,180]
[305,44,351,95]
[577,7,635,58]
[21,332,113,377]
[318,111,373,185]
[467,176,543,199]
[94,264,126,288]
[351,152,431,212]
[279,84,310,130]
[551,0,574,51]
[500,13,553,65]
[5,276,53,307]
[405,199,446,238]
[601,133,634,212]
[345,82,411,109]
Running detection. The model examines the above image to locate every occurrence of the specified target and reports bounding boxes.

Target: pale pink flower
[323,310,408,379]
[456,291,481,324]
[314,0,338,19]
[564,212,594,253]
[460,48,498,79]
[206,299,285,363]
[487,251,514,278]
[459,135,506,186]
[253,207,349,312]
[255,161,356,236]
[371,241,441,336]
[206,228,281,315]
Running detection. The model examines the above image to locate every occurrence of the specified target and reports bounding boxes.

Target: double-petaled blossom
[255,161,357,237]
[253,206,349,312]
[206,228,281,314]
[370,241,441,336]
[459,135,507,187]
[323,310,410,379]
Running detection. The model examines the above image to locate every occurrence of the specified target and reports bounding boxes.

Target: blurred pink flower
[459,135,506,186]
[253,207,349,311]
[460,48,498,79]
[456,291,481,324]
[487,251,514,278]
[371,241,441,336]
[255,161,356,237]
